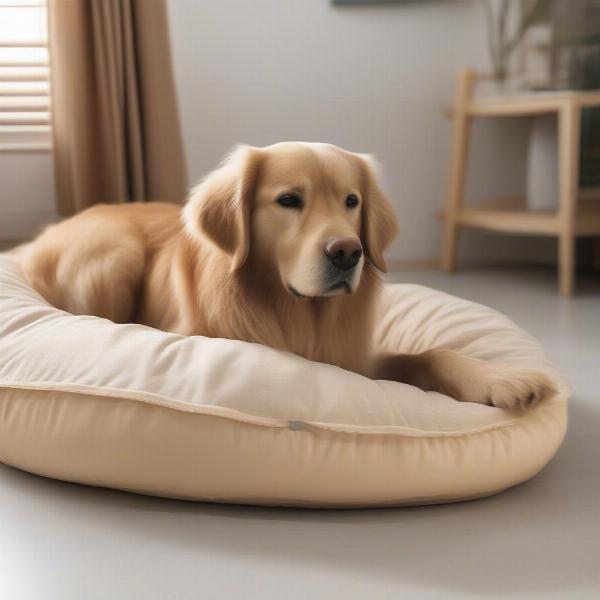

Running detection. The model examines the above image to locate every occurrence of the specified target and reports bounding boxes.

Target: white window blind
[0,0,51,150]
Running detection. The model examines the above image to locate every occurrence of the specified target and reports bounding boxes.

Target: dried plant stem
[485,0,551,81]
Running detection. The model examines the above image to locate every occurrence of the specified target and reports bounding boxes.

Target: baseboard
[0,210,59,240]
[0,239,25,251]
[386,256,559,271]
[0,224,564,272]
[386,257,439,271]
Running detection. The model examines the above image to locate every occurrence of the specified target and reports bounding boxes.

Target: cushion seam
[0,380,567,439]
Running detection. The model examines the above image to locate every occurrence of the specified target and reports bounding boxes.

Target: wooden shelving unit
[440,69,600,295]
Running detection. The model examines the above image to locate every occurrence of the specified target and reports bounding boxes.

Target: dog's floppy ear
[356,154,399,273]
[184,145,262,271]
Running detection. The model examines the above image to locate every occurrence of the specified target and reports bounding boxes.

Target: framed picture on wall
[332,1,418,4]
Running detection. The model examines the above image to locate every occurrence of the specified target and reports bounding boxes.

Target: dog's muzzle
[321,237,362,295]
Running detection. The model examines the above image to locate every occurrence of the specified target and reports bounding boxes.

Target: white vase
[526,115,558,211]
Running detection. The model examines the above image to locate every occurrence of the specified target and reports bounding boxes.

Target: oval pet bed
[0,254,568,508]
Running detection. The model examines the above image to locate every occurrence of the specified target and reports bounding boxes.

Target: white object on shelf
[522,24,553,90]
[527,114,558,211]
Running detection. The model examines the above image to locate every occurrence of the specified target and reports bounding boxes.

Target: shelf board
[457,207,559,235]
[445,90,600,119]
[476,91,600,116]
[439,203,600,237]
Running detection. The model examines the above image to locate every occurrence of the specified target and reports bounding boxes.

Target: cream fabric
[0,255,568,507]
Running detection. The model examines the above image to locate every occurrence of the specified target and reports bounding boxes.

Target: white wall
[0,0,553,266]
[168,0,550,265]
[0,152,56,240]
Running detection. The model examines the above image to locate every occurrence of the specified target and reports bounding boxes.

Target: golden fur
[21,142,554,409]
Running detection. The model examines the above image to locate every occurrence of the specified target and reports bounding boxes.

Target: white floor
[1,267,599,600]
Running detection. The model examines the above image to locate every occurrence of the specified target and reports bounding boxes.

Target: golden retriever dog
[20,142,553,410]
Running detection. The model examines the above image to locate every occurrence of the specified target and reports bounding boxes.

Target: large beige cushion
[0,254,568,507]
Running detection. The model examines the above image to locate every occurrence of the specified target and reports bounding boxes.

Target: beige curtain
[48,0,188,215]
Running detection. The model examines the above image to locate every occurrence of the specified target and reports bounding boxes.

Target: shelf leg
[558,100,580,296]
[440,70,475,272]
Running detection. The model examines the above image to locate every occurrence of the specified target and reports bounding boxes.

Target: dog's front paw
[455,364,556,410]
[478,368,556,411]
[375,349,557,412]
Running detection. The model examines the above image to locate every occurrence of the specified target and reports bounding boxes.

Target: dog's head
[184,142,398,298]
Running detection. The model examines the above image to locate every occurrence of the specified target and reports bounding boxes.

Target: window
[0,0,50,151]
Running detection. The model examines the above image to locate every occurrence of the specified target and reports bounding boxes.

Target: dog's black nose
[325,238,363,270]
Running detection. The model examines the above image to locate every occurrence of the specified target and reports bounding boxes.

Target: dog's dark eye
[346,194,359,209]
[277,193,303,210]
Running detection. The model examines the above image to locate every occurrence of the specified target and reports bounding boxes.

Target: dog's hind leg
[62,239,146,323]
[23,224,146,324]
